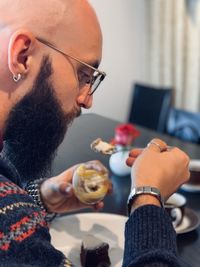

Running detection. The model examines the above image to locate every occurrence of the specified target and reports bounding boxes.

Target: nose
[76,87,93,109]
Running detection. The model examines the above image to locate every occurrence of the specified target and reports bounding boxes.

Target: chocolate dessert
[80,234,111,267]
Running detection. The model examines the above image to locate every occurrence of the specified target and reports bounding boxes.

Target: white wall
[86,0,146,122]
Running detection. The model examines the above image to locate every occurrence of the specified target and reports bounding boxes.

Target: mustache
[66,106,82,127]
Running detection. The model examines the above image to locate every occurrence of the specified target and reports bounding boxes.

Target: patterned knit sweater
[0,147,188,267]
[0,154,72,267]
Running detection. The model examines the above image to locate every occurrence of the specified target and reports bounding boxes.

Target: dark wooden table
[52,113,200,267]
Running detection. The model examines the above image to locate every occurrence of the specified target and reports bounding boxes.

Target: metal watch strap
[25,178,57,221]
[127,186,164,216]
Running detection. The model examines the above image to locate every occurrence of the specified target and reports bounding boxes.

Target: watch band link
[127,186,164,216]
[25,178,57,221]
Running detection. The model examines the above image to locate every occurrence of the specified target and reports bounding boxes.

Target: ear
[8,30,36,78]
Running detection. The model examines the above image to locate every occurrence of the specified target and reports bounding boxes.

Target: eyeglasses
[36,37,106,95]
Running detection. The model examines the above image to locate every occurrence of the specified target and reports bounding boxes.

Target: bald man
[0,1,106,266]
[0,0,102,183]
[0,0,190,266]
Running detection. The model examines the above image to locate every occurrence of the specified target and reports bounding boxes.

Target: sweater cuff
[123,205,177,263]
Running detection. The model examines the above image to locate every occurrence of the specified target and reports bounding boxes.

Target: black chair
[128,83,172,132]
[166,108,200,144]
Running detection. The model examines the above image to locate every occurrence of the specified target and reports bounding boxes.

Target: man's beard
[3,56,81,183]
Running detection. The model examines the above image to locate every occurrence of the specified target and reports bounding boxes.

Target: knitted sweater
[123,205,189,267]
[0,151,187,267]
[0,154,72,267]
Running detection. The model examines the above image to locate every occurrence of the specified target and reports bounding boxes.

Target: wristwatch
[127,186,164,216]
[25,178,57,221]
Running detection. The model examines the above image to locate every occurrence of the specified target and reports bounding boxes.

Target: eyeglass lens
[89,73,105,95]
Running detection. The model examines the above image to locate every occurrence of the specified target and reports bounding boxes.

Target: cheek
[51,59,78,112]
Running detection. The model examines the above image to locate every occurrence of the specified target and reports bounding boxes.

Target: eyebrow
[82,60,100,70]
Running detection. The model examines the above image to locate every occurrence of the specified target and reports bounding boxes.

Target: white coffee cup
[164,193,187,227]
[189,160,200,185]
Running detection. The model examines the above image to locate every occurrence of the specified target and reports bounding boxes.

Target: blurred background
[88,0,145,122]
[86,0,200,144]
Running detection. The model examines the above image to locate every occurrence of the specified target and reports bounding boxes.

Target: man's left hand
[40,160,110,213]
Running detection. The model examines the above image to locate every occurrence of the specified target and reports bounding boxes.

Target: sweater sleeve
[122,205,189,267]
[0,175,72,267]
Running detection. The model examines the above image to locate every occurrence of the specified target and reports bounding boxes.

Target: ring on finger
[147,140,167,152]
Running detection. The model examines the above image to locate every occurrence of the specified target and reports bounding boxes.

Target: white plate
[50,213,128,267]
[175,208,200,234]
[181,183,200,193]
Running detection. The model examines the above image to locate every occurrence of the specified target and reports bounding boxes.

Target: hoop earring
[13,73,22,82]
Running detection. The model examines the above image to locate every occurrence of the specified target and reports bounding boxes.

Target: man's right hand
[126,138,190,203]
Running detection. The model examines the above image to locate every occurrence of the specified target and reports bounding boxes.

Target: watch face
[127,187,163,215]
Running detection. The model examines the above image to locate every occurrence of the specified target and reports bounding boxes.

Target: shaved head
[0,0,102,129]
[0,0,67,29]
[0,0,102,50]
[0,0,67,45]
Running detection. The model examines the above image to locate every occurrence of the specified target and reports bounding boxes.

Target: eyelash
[78,71,91,85]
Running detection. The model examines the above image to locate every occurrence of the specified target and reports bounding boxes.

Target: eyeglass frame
[35,37,106,95]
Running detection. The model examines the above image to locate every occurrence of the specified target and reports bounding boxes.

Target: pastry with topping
[90,138,116,155]
[73,164,111,204]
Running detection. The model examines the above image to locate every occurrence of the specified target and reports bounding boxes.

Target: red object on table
[111,123,140,146]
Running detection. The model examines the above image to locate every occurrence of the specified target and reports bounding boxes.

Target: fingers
[126,157,136,167]
[84,160,108,174]
[108,182,113,194]
[78,200,104,211]
[93,201,104,211]
[126,148,143,167]
[147,138,168,152]
[129,148,143,157]
[50,182,74,197]
[169,147,190,182]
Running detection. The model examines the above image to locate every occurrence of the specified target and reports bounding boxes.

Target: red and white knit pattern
[0,180,48,251]
[0,178,73,266]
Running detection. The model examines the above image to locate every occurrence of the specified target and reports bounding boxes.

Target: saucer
[181,183,200,193]
[189,159,200,171]
[175,208,200,234]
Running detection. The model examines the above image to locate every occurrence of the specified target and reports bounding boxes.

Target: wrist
[130,194,161,215]
[39,179,51,212]
[127,186,164,216]
[25,178,57,221]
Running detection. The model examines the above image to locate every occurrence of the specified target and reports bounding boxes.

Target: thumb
[50,182,74,198]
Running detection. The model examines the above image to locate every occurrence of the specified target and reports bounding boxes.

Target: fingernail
[50,184,60,193]
[65,185,72,194]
